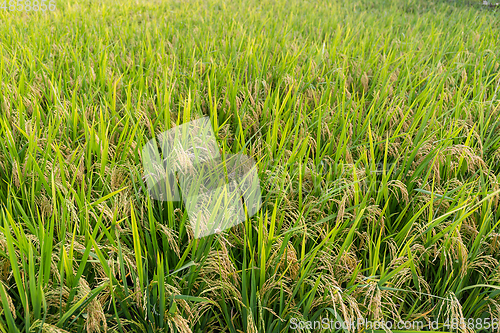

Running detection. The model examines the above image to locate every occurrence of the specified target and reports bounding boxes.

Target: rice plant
[1,0,500,332]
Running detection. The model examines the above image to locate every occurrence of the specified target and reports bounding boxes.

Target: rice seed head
[12,160,20,188]
[361,72,369,92]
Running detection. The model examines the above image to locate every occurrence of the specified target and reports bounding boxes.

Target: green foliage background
[1,0,500,332]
